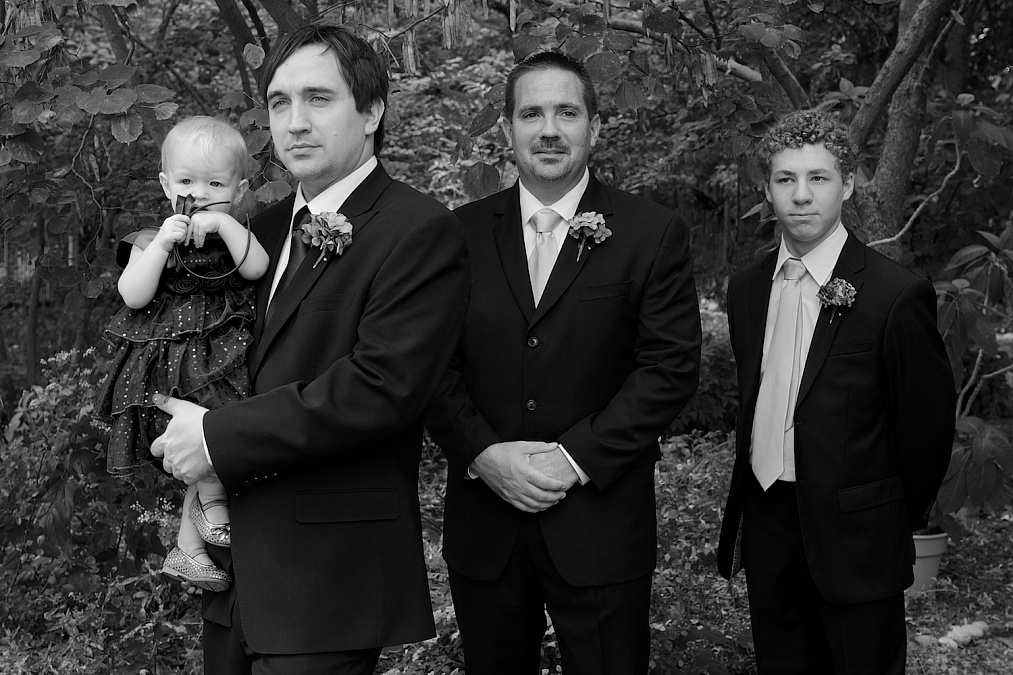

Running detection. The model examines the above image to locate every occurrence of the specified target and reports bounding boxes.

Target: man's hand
[526,448,579,489]
[150,395,214,484]
[472,441,568,513]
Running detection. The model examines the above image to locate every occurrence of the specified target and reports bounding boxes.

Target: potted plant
[916,224,1013,591]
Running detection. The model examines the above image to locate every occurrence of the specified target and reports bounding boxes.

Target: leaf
[11,100,43,125]
[245,128,272,153]
[240,108,270,129]
[80,279,105,299]
[5,130,44,163]
[614,80,645,112]
[111,112,143,143]
[462,162,500,200]
[759,29,781,48]
[562,35,600,61]
[98,64,136,88]
[1,48,41,68]
[630,51,650,75]
[586,52,622,83]
[243,43,265,70]
[956,93,975,106]
[603,30,636,52]
[729,134,751,157]
[738,24,766,42]
[944,244,988,270]
[220,91,248,110]
[967,138,1001,177]
[578,13,608,36]
[468,104,501,137]
[153,102,178,121]
[254,180,292,203]
[782,24,805,41]
[952,109,973,146]
[0,147,11,167]
[512,34,542,61]
[808,0,824,11]
[484,83,507,105]
[644,11,681,36]
[63,290,86,314]
[134,84,174,104]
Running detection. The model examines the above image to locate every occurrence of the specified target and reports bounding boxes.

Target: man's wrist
[557,444,590,485]
[200,411,213,467]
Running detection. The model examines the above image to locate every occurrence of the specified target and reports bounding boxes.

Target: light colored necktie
[752,258,807,490]
[528,208,561,306]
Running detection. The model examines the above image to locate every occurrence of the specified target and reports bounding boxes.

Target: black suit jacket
[427,175,701,587]
[202,163,469,653]
[716,231,955,603]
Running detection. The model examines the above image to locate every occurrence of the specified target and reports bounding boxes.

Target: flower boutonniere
[299,212,353,268]
[817,277,857,324]
[567,211,611,262]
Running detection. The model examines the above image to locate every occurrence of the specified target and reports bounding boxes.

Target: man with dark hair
[716,109,955,674]
[427,50,702,674]
[151,22,469,674]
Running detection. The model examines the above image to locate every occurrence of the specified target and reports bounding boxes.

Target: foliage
[0,348,201,673]
[670,302,737,435]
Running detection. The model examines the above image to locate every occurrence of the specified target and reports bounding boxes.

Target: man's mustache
[532,141,569,152]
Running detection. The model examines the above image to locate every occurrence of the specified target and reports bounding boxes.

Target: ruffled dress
[96,229,255,475]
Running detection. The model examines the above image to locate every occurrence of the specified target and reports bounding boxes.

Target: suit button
[526,399,537,411]
[527,336,539,348]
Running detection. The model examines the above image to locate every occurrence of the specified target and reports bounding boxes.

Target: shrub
[670,303,738,435]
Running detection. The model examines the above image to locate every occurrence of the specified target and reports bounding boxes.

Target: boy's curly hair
[757,109,857,179]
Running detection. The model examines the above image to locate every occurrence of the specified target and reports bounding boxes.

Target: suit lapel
[742,252,777,410]
[250,196,296,375]
[252,163,391,378]
[492,185,537,323]
[795,231,866,407]
[530,176,613,325]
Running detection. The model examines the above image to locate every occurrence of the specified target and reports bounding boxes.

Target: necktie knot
[782,258,806,281]
[531,208,562,234]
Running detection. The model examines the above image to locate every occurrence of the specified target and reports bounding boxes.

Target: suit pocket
[579,281,632,301]
[828,341,874,356]
[838,476,905,513]
[295,489,400,523]
[298,293,354,314]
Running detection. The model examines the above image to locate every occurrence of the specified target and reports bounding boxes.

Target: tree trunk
[254,0,304,34]
[26,214,45,387]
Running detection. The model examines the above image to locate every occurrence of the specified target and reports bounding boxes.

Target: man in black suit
[716,109,955,674]
[427,51,702,674]
[151,23,468,674]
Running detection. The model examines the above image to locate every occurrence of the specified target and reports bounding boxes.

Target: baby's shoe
[190,493,231,547]
[161,547,231,592]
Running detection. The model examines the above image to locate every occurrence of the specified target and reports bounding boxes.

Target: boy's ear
[236,178,249,203]
[159,172,172,201]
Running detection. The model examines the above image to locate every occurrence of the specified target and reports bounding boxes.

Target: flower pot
[907,532,949,593]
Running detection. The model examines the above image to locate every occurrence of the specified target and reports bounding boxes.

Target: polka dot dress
[95,230,255,475]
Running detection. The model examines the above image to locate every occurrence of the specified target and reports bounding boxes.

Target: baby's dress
[96,230,255,474]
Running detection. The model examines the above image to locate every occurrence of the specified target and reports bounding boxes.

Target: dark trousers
[450,514,652,675]
[742,476,906,675]
[202,592,381,675]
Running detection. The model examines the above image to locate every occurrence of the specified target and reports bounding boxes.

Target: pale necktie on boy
[752,257,807,490]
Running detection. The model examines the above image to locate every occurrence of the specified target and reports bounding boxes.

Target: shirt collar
[518,168,590,227]
[773,220,848,286]
[292,156,378,221]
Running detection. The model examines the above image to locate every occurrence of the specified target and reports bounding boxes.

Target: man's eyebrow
[267,85,336,99]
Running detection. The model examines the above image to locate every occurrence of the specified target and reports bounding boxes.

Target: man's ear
[842,172,855,201]
[589,114,601,149]
[364,99,385,136]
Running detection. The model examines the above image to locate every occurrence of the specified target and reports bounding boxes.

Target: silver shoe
[161,547,231,592]
[189,494,231,547]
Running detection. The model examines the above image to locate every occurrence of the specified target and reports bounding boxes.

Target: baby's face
[160,145,246,214]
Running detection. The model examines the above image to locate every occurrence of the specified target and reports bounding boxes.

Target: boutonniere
[567,211,611,262]
[299,212,353,268]
[817,277,857,324]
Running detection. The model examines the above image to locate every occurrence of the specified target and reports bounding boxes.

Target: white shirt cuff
[557,444,590,485]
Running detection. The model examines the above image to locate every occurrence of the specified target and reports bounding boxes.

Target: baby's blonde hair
[161,116,248,179]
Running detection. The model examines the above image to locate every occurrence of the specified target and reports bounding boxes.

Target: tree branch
[759,50,809,110]
[868,141,961,248]
[849,0,954,149]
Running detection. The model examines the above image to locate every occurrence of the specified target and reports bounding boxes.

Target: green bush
[0,349,202,673]
[670,304,738,435]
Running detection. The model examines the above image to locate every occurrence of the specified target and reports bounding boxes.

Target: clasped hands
[471,441,579,513]
[148,395,215,484]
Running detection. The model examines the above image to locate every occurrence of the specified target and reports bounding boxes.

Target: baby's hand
[155,214,190,252]
[188,211,228,248]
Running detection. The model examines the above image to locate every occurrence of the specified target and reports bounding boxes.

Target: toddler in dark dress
[97,116,269,590]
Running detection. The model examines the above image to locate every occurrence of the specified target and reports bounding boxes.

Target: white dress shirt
[758,221,848,481]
